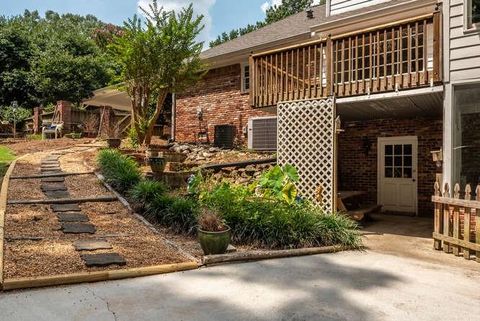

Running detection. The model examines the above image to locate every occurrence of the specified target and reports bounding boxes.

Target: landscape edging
[202,245,349,266]
[2,261,199,291]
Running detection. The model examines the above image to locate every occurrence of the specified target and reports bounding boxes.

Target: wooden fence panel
[432,182,480,262]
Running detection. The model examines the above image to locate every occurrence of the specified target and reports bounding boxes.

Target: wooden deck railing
[432,182,480,263]
[250,13,441,108]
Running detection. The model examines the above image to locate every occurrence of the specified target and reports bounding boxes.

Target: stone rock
[209,147,221,153]
[44,190,70,199]
[226,244,237,253]
[51,204,81,212]
[61,222,96,234]
[202,152,214,158]
[41,183,67,192]
[57,212,89,222]
[195,156,206,161]
[74,239,112,251]
[81,253,126,267]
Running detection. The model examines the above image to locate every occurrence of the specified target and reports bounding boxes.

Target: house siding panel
[330,0,390,15]
[448,0,480,81]
[175,64,274,145]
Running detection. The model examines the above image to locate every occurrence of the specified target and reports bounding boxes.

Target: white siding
[448,0,480,81]
[329,0,390,15]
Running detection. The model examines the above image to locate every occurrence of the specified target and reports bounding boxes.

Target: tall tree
[0,10,116,108]
[209,0,325,48]
[110,1,205,146]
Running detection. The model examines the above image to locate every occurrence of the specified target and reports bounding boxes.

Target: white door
[378,136,418,214]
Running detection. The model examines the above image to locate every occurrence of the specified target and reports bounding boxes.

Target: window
[453,83,480,186]
[241,63,250,93]
[466,0,480,29]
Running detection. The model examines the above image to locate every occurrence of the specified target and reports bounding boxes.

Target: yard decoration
[197,208,231,255]
[148,156,166,173]
[109,1,206,146]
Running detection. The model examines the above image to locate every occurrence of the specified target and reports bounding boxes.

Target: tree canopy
[209,0,324,48]
[109,1,205,146]
[0,10,118,109]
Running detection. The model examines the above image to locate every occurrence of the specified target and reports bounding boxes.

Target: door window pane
[394,168,402,178]
[385,167,393,178]
[394,156,403,166]
[404,155,412,167]
[385,145,393,155]
[403,144,412,155]
[385,156,393,166]
[394,144,402,154]
[404,167,412,178]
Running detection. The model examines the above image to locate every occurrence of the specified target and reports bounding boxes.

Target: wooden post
[433,181,442,250]
[326,36,333,97]
[443,183,452,253]
[463,184,472,259]
[452,183,461,256]
[432,10,441,82]
[248,55,254,106]
[476,185,480,263]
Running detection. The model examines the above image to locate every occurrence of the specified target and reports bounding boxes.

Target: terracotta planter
[198,226,231,255]
[148,156,166,173]
[106,138,121,148]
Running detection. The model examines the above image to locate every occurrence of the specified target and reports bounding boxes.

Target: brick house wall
[175,64,274,145]
[338,117,443,216]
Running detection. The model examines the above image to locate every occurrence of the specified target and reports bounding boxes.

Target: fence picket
[464,184,472,259]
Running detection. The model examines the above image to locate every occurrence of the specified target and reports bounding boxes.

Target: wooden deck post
[476,185,480,263]
[432,10,441,83]
[326,36,333,97]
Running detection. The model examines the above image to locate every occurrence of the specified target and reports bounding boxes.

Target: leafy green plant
[129,179,167,209]
[97,149,141,193]
[257,164,299,204]
[199,182,361,249]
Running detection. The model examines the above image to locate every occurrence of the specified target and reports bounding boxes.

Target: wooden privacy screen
[432,182,480,263]
[277,97,336,212]
[250,13,441,108]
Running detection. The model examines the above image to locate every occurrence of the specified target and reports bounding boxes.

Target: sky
[0,0,286,46]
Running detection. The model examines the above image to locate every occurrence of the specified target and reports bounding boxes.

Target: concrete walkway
[1,251,479,321]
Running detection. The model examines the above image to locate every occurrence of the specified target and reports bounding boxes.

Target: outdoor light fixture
[431,149,443,168]
[196,107,203,120]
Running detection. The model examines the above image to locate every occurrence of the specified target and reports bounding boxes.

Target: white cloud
[261,0,322,13]
[137,0,216,45]
[260,0,283,13]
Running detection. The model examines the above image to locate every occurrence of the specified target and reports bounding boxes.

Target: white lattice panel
[277,98,336,212]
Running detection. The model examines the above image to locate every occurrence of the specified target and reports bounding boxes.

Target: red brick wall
[175,64,273,145]
[338,117,443,217]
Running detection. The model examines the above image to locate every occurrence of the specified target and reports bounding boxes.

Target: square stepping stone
[74,239,112,251]
[44,190,70,198]
[51,204,81,212]
[81,253,126,267]
[41,183,67,191]
[57,212,89,222]
[61,222,96,234]
[42,177,65,183]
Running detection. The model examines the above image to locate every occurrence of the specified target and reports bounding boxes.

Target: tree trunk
[144,90,168,146]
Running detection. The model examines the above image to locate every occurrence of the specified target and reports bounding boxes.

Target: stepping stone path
[57,212,89,222]
[80,253,126,267]
[73,239,112,251]
[51,203,81,212]
[61,222,96,234]
[40,153,126,267]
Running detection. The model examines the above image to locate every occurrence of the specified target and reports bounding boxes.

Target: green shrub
[129,180,167,207]
[145,195,199,234]
[200,182,361,249]
[97,149,142,193]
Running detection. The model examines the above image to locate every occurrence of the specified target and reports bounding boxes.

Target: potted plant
[106,124,121,148]
[197,208,231,255]
[148,155,166,173]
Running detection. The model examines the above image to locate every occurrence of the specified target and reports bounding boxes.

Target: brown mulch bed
[3,147,195,280]
[6,138,92,157]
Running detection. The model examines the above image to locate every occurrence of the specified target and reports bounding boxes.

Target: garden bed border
[202,245,349,265]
